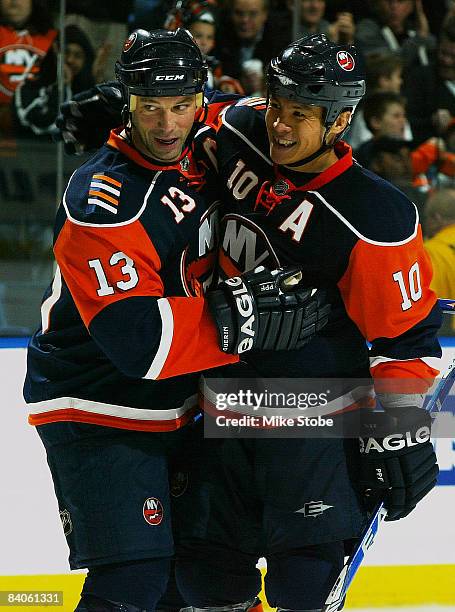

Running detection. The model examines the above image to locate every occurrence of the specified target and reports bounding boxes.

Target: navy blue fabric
[37,420,201,569]
[80,558,171,610]
[265,543,344,609]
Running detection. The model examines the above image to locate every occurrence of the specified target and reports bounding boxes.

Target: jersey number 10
[392,262,422,311]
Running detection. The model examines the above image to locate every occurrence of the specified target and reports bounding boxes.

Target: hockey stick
[322,298,455,612]
[438,298,455,313]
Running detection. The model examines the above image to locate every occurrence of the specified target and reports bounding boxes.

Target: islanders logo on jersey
[181,201,221,296]
[218,213,280,279]
[143,497,164,526]
[336,51,355,71]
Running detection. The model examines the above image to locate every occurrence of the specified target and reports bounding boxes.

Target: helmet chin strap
[281,110,352,169]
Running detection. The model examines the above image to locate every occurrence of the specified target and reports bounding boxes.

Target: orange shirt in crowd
[0,25,57,104]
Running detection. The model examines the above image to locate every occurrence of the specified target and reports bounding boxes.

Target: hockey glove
[53,82,123,154]
[207,266,330,354]
[358,406,438,521]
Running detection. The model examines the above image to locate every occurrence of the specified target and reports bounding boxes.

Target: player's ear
[325,111,351,144]
[331,111,351,135]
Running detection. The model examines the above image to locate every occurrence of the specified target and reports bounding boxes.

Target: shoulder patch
[88,172,123,215]
[62,147,155,227]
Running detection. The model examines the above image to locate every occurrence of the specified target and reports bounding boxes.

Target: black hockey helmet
[267,34,366,128]
[115,28,208,102]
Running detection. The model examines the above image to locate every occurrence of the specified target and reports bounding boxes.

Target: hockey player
[53,35,442,612]
[23,29,329,612]
[172,35,442,612]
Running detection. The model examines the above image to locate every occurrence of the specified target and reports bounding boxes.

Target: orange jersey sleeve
[337,225,441,392]
[54,218,238,380]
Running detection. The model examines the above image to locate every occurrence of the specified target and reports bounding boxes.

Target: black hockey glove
[53,81,123,154]
[207,266,330,354]
[358,406,439,521]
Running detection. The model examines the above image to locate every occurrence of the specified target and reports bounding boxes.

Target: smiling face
[131,95,197,162]
[265,95,327,166]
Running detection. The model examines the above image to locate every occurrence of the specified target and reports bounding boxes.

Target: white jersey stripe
[89,181,121,196]
[40,266,62,333]
[87,198,118,214]
[309,191,419,246]
[370,355,442,371]
[28,393,197,421]
[144,298,174,380]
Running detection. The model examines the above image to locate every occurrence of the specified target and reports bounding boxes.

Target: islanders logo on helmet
[123,32,137,53]
[336,50,355,71]
[143,497,164,525]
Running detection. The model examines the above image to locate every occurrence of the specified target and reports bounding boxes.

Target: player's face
[265,96,326,166]
[131,95,197,162]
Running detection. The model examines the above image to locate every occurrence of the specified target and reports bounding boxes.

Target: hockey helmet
[115,28,208,101]
[267,34,366,127]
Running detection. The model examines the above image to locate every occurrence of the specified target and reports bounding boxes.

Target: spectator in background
[63,0,131,81]
[404,14,455,144]
[12,25,100,139]
[239,57,264,95]
[365,136,429,209]
[0,0,56,135]
[356,91,409,164]
[424,189,455,311]
[213,0,288,79]
[347,51,407,148]
[165,0,245,94]
[365,132,455,205]
[282,0,355,45]
[356,0,436,67]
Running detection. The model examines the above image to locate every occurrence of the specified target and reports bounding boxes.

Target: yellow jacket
[425,224,455,299]
[425,224,455,332]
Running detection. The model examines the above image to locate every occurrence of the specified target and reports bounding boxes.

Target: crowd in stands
[0,0,453,303]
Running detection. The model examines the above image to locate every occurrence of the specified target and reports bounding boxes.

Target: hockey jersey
[24,108,239,432]
[0,26,57,103]
[211,99,442,411]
